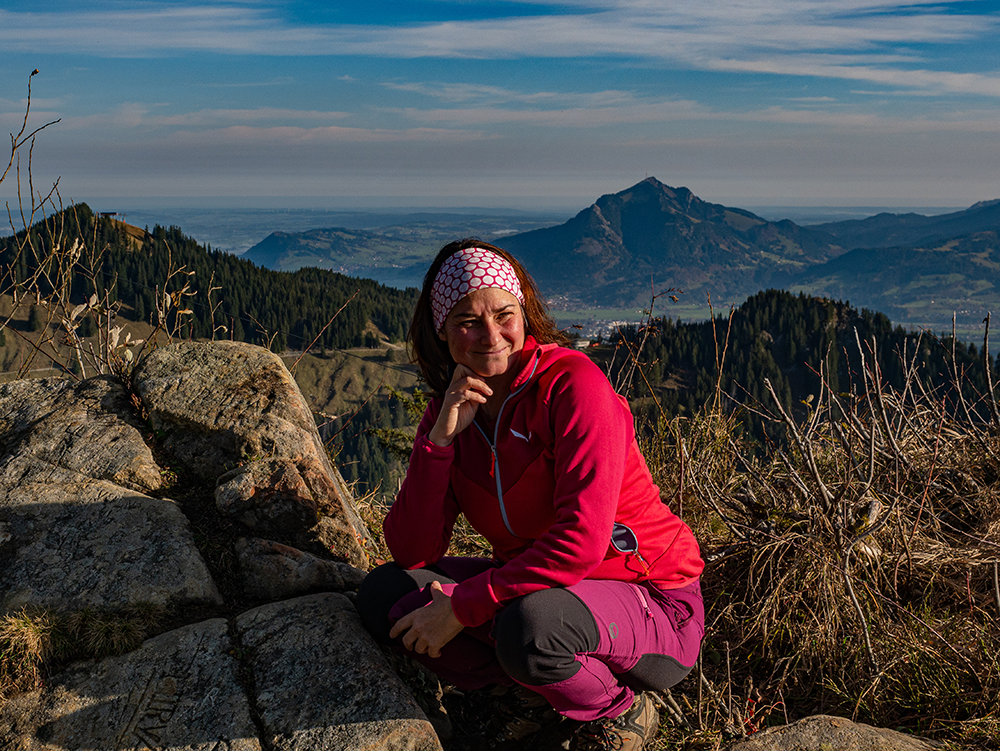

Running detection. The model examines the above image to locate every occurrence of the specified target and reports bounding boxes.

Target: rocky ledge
[0,342,440,751]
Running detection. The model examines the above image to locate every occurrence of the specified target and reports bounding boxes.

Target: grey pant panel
[620,653,695,691]
[493,586,601,685]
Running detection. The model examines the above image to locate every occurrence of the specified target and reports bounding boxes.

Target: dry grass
[64,603,164,659]
[0,608,60,699]
[637,331,1000,747]
[0,603,168,704]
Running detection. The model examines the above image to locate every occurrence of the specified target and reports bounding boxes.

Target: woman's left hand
[389,580,465,658]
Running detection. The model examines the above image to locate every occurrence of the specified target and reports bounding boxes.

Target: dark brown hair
[409,238,569,395]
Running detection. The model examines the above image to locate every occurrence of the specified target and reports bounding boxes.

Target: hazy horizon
[1,195,972,250]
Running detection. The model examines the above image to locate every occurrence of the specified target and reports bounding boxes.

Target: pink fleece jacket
[384,336,704,628]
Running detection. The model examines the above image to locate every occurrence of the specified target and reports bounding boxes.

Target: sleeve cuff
[413,433,455,457]
[450,571,502,628]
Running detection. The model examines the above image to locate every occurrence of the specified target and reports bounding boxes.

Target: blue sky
[1,0,999,209]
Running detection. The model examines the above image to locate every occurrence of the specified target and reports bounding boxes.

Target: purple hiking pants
[357,557,704,722]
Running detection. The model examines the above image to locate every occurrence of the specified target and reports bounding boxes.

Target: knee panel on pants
[621,653,695,692]
[356,562,423,644]
[494,588,600,686]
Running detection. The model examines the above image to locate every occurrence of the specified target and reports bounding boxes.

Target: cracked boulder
[0,375,162,493]
[0,618,260,751]
[235,537,366,600]
[236,593,442,751]
[132,342,370,567]
[0,377,221,615]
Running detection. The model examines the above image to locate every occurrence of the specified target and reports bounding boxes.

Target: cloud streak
[391,90,1000,134]
[168,124,493,145]
[1,1,997,97]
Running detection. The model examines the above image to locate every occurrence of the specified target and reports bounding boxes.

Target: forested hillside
[0,204,419,352]
[609,289,993,442]
[4,205,995,500]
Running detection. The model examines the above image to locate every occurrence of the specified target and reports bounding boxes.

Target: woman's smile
[439,288,526,383]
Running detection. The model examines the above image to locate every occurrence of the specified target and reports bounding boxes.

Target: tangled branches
[643,321,1000,741]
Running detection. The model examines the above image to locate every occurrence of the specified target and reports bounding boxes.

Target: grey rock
[235,537,366,600]
[133,341,371,567]
[236,592,443,751]
[725,715,942,751]
[0,377,71,434]
[0,618,261,751]
[0,375,162,493]
[216,459,319,537]
[0,461,222,614]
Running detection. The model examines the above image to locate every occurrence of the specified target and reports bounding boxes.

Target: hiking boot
[485,684,563,749]
[570,692,659,751]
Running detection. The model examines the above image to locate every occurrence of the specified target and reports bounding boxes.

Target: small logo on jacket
[510,429,531,442]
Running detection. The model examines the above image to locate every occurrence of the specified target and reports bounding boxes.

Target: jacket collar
[507,335,566,392]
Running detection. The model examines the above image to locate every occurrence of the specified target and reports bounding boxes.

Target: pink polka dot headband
[431,247,525,331]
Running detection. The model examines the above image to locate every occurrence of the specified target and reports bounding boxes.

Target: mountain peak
[501,180,838,306]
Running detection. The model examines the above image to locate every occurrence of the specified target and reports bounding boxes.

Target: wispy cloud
[52,105,350,131]
[145,107,351,127]
[382,81,565,105]
[382,82,643,109]
[386,81,1000,134]
[392,97,708,128]
[1,1,997,97]
[170,124,493,145]
[710,58,1000,97]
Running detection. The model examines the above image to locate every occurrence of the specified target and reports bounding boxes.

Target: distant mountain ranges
[245,178,1000,330]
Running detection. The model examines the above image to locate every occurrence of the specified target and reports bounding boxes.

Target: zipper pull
[635,584,653,619]
[489,447,496,478]
[632,551,651,577]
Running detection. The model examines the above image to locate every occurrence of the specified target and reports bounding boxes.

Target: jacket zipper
[472,351,541,539]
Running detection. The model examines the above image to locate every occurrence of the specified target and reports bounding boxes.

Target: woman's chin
[467,359,511,380]
[470,364,506,379]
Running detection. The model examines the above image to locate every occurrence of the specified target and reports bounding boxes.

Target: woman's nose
[482,320,502,344]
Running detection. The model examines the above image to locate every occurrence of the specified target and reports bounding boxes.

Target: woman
[357,240,704,751]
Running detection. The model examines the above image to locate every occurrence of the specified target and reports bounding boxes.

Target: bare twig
[765,377,835,515]
[2,70,61,187]
[983,313,1000,430]
[292,289,358,370]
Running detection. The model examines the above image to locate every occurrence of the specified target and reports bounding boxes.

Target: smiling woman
[356,238,705,751]
[407,240,567,397]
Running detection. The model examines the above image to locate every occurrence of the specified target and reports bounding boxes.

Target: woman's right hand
[427,364,492,446]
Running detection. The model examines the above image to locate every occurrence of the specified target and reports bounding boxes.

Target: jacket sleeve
[450,356,630,627]
[383,400,462,569]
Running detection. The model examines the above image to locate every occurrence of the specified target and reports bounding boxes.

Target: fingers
[388,612,412,641]
[446,367,492,403]
[429,368,493,446]
[392,618,425,654]
[388,581,457,658]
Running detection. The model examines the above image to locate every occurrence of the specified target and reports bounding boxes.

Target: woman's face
[438,288,526,381]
